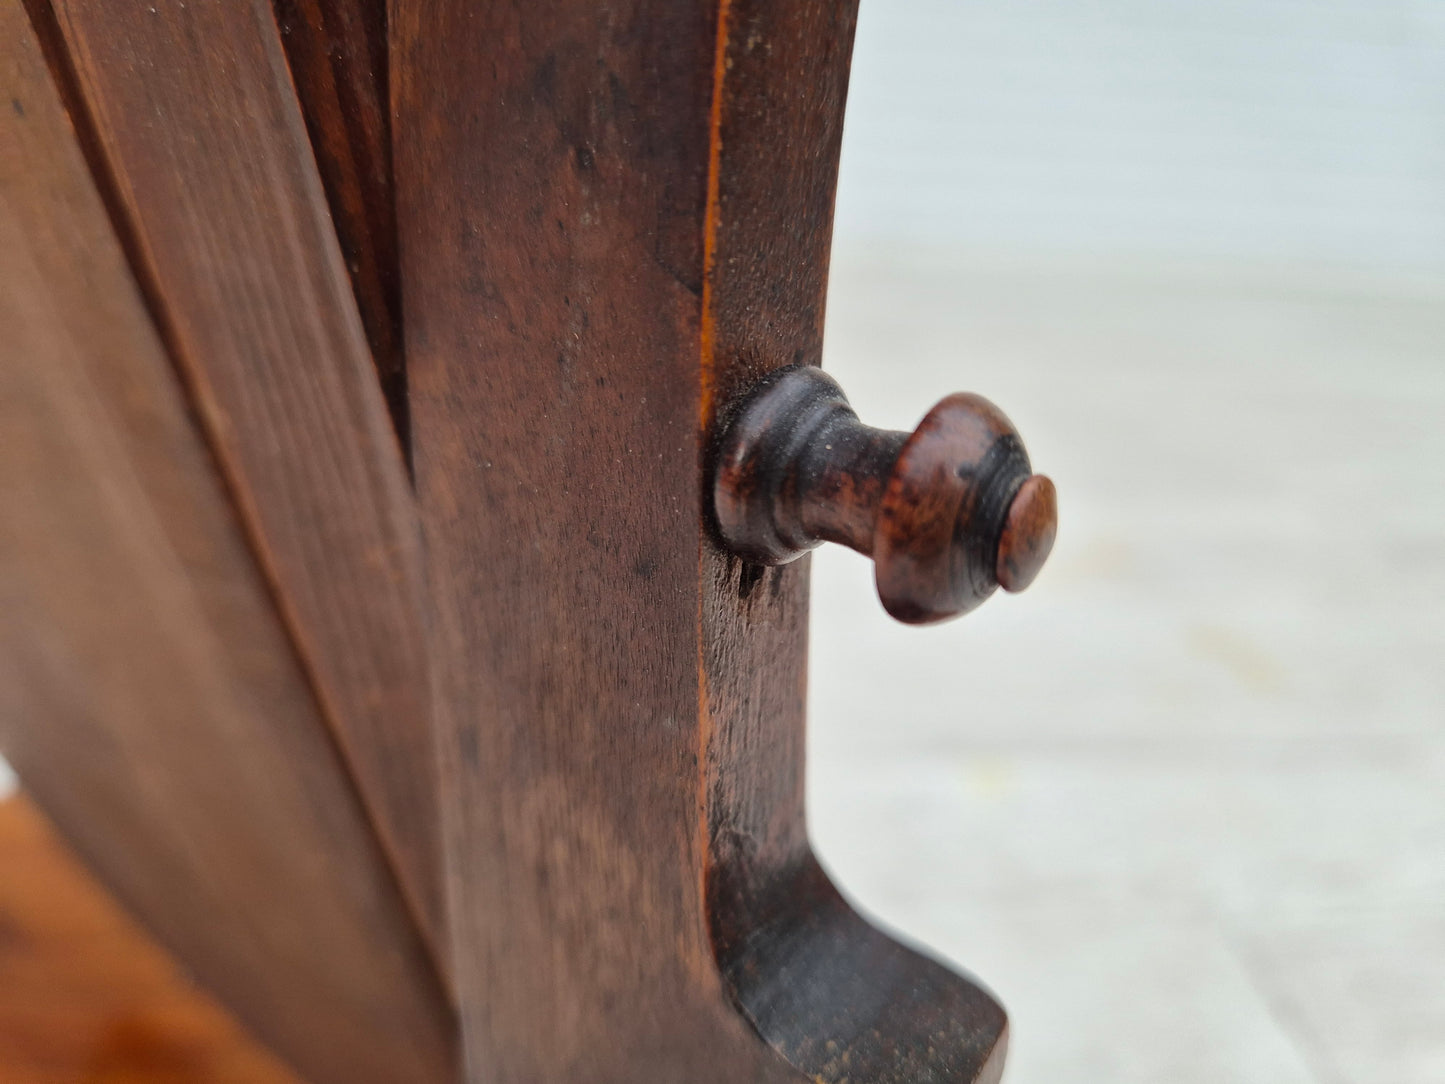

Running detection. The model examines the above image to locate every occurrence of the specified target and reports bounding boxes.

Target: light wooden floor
[810,249,1445,1084]
[0,796,298,1084]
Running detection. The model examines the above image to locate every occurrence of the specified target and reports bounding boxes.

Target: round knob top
[996,474,1057,592]
[711,366,1055,625]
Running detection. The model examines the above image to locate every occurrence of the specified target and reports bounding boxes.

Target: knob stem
[794,413,908,557]
[711,365,1056,625]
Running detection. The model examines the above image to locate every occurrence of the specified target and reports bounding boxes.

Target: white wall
[835,0,1445,277]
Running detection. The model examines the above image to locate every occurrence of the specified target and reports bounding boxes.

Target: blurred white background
[810,2,1445,1082]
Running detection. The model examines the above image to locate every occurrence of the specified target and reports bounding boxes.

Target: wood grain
[44,0,445,960]
[0,795,303,1084]
[0,8,455,1081]
[395,0,1006,1079]
[271,0,404,450]
[394,2,789,1077]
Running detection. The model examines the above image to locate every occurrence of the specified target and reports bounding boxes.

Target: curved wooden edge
[710,853,1008,1084]
[700,1,1010,1078]
[703,547,1009,1083]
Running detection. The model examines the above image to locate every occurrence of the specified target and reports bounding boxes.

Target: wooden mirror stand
[0,2,1057,1081]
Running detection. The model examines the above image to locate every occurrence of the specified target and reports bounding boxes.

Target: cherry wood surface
[0,7,454,1081]
[394,1,1007,1079]
[0,795,302,1084]
[40,0,445,959]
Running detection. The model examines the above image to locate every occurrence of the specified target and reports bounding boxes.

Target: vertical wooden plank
[395,0,1008,1080]
[43,0,445,958]
[0,8,455,1083]
[0,796,304,1084]
[393,1,797,1079]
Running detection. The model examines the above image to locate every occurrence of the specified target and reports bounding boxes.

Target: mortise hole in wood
[271,0,409,462]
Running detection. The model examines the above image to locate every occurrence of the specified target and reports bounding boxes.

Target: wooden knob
[711,366,1056,624]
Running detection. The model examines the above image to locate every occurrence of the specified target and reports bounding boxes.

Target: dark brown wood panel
[43,0,445,958]
[394,0,1006,1080]
[0,795,303,1084]
[0,9,454,1082]
[393,2,790,1077]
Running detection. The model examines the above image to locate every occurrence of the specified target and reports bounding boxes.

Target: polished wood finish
[713,365,1057,623]
[0,795,302,1084]
[995,474,1057,592]
[44,0,445,956]
[0,8,454,1081]
[395,0,1007,1079]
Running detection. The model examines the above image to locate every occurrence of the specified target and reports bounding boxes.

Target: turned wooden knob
[711,366,1056,624]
